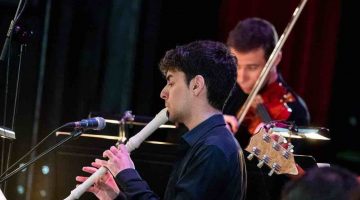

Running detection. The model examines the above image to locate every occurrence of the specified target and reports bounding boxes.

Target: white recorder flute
[64,108,169,200]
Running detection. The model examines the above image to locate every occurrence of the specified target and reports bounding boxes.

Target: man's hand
[76,162,120,200]
[251,95,264,109]
[223,114,239,133]
[96,144,135,176]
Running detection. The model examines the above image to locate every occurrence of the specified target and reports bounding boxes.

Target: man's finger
[103,149,115,159]
[91,161,102,169]
[223,115,239,133]
[118,144,129,154]
[95,158,108,167]
[76,176,88,183]
[110,146,120,155]
[87,186,97,194]
[82,166,97,174]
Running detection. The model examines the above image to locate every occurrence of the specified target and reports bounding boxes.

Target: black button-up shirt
[116,114,245,200]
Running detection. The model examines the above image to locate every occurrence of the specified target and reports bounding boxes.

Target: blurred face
[230,47,267,94]
[160,70,191,123]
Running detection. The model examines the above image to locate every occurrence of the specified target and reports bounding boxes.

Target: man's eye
[248,65,259,70]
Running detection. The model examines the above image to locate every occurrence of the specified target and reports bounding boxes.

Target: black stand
[0,0,25,62]
[0,20,14,63]
[0,129,83,183]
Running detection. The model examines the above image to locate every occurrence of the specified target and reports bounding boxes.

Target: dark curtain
[36,1,141,199]
[328,1,360,174]
[1,0,141,199]
[131,0,223,116]
[218,0,340,126]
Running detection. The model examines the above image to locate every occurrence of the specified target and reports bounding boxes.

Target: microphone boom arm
[0,129,83,183]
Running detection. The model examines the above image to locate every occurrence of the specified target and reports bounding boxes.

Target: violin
[241,81,295,134]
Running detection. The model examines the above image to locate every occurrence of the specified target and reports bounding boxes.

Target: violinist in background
[223,17,310,200]
[223,17,310,150]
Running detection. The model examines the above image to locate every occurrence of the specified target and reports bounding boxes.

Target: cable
[0,123,68,179]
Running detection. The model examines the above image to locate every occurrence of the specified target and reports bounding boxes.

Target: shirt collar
[181,114,225,147]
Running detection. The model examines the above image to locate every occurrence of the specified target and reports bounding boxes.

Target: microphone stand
[0,0,25,62]
[0,129,83,183]
[1,0,29,193]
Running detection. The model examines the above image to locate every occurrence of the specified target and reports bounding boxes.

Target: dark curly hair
[159,40,237,111]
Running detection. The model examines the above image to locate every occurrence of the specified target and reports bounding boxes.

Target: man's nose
[238,68,248,82]
[160,86,168,99]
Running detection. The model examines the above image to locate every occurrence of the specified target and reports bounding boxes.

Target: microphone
[65,117,106,130]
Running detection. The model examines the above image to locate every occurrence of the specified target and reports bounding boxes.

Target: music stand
[0,127,15,140]
[271,127,330,140]
[294,154,318,170]
[0,127,15,198]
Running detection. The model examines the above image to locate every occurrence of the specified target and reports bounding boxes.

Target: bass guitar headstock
[245,125,298,176]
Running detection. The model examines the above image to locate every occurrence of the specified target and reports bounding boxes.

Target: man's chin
[239,85,251,93]
[167,114,178,124]
[242,88,251,94]
[168,116,175,123]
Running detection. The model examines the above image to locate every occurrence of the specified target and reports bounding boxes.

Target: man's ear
[191,75,205,96]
